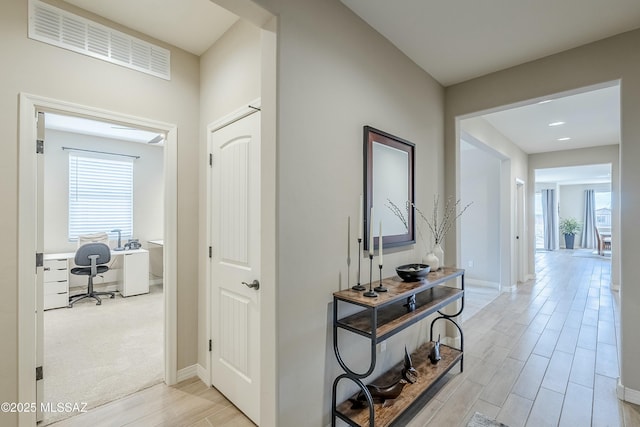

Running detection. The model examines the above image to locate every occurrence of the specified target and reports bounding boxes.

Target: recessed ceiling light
[548,121,565,127]
[558,137,571,141]
[538,100,553,104]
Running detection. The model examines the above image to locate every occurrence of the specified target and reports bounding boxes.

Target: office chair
[69,243,115,307]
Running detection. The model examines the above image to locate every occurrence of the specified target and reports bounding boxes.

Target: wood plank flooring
[50,377,255,427]
[52,250,640,426]
[407,250,640,427]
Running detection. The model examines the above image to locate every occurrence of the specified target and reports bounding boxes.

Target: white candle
[358,194,363,240]
[369,207,374,254]
[379,221,383,266]
[347,216,351,259]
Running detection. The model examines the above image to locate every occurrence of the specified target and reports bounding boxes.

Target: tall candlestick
[358,194,363,240]
[369,207,374,253]
[347,216,351,260]
[347,216,351,288]
[379,220,383,266]
[374,219,387,293]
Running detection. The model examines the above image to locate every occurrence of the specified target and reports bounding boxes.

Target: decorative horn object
[429,334,442,365]
[349,379,408,409]
[401,346,418,384]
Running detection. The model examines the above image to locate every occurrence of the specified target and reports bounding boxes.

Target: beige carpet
[43,284,163,425]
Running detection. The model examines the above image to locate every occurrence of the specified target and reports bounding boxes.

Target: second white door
[210,110,261,424]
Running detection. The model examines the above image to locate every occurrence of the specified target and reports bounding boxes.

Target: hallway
[408,250,639,426]
[50,250,640,426]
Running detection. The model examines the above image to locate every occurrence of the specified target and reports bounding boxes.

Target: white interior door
[210,110,261,424]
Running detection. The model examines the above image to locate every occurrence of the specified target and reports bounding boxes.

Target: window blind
[68,152,134,241]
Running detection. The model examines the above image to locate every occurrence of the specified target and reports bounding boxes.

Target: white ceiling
[63,0,239,55]
[480,84,620,154]
[57,1,627,162]
[45,113,165,145]
[341,0,640,86]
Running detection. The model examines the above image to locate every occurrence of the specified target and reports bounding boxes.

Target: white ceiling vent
[29,0,170,80]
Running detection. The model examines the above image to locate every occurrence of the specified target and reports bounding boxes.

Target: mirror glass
[364,126,415,250]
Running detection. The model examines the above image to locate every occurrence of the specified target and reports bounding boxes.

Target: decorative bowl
[396,264,431,281]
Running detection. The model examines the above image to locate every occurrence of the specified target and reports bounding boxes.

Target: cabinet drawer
[44,268,68,282]
[44,259,68,270]
[45,281,68,294]
[44,292,69,310]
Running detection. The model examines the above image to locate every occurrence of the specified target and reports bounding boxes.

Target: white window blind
[69,152,134,241]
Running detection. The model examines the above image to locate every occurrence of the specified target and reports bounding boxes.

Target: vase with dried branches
[417,195,472,269]
[387,195,472,270]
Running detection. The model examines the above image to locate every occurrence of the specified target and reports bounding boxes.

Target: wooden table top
[334,267,464,308]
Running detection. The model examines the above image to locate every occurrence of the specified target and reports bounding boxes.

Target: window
[68,152,134,241]
[595,191,611,228]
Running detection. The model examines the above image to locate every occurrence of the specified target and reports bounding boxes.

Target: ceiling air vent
[28,0,170,80]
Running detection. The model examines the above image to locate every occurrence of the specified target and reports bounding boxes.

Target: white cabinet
[118,250,149,297]
[43,258,69,310]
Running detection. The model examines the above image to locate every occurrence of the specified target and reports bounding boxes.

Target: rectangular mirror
[364,126,415,251]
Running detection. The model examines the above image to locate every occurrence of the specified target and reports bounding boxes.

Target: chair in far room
[69,242,115,307]
[595,227,612,256]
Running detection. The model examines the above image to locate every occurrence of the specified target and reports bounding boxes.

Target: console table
[331,267,465,426]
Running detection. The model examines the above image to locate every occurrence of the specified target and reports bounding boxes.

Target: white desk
[44,249,149,309]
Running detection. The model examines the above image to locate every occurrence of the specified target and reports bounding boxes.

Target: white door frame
[18,93,178,426]
[204,99,261,385]
[515,178,526,284]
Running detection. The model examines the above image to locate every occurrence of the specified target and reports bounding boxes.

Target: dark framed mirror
[364,126,415,251]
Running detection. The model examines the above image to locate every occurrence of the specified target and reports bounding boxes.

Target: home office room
[40,112,165,425]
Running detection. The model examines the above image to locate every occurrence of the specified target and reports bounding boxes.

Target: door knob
[242,280,260,290]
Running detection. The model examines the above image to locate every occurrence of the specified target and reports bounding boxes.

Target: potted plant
[559,217,581,249]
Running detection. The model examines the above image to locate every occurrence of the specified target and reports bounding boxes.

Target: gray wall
[239,0,446,424]
[0,1,200,423]
[459,117,528,289]
[446,30,634,396]
[460,140,501,285]
[198,18,262,371]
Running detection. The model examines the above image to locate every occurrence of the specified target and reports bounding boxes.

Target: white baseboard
[176,364,209,385]
[197,364,209,386]
[149,278,164,286]
[465,279,500,288]
[617,378,640,404]
[177,364,198,383]
[501,283,517,293]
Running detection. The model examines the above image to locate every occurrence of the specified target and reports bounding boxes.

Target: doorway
[18,94,178,426]
[534,164,614,259]
[39,111,166,424]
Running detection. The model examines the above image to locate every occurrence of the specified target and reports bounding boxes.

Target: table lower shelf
[335,342,462,427]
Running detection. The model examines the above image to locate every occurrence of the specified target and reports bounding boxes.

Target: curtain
[581,189,596,248]
[541,189,557,250]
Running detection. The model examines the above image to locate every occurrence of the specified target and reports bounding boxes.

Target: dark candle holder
[364,254,377,298]
[352,238,365,291]
[374,264,387,292]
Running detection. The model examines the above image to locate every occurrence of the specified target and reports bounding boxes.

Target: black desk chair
[69,243,115,307]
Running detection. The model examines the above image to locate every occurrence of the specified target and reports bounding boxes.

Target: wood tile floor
[52,250,640,426]
[50,377,255,427]
[407,250,640,427]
